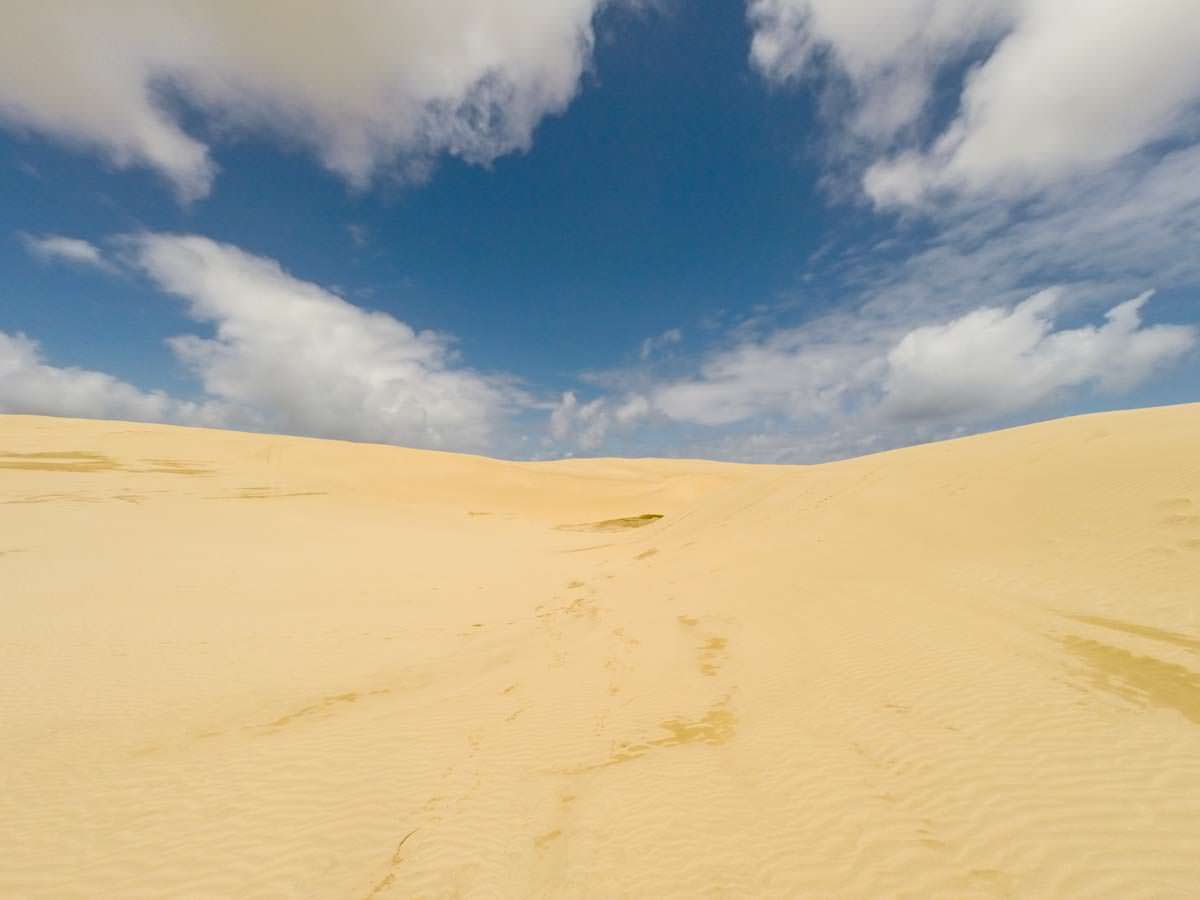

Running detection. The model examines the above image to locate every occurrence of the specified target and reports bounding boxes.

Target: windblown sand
[2,406,1198,898]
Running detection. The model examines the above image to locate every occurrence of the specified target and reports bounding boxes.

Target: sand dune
[2,405,1198,898]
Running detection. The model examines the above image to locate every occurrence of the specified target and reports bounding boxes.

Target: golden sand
[2,405,1198,897]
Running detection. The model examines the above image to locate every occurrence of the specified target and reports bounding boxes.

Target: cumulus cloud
[548,389,650,450]
[20,234,114,272]
[748,0,1200,206]
[0,331,194,422]
[572,288,1194,461]
[880,290,1196,423]
[548,391,579,442]
[3,234,523,451]
[549,391,610,449]
[122,234,523,450]
[0,1,623,199]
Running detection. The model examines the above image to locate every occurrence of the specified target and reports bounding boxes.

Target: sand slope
[2,405,1198,898]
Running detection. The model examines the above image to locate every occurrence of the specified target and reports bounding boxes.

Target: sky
[1,0,1198,462]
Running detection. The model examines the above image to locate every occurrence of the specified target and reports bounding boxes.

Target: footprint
[1162,513,1200,528]
[676,617,728,675]
[1157,497,1193,512]
[699,636,728,676]
[564,597,599,620]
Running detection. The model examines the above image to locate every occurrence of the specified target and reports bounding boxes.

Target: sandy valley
[2,404,1199,897]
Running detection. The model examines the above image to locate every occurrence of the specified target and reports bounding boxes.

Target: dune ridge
[2,405,1199,898]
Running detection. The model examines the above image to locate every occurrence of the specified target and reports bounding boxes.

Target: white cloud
[824,144,1200,346]
[639,327,681,360]
[614,393,650,424]
[750,0,1011,143]
[880,290,1196,423]
[547,389,650,450]
[547,324,679,451]
[549,390,581,441]
[748,0,1200,206]
[0,1,624,200]
[577,288,1194,462]
[548,390,613,449]
[0,331,194,423]
[346,224,371,249]
[653,331,881,426]
[20,234,114,272]
[122,234,522,450]
[2,234,523,452]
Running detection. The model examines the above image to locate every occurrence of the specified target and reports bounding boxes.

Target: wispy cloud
[20,233,115,272]
[553,289,1194,461]
[639,327,682,361]
[402,131,1200,457]
[345,224,370,248]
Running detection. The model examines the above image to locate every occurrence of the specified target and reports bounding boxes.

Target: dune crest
[2,405,1199,897]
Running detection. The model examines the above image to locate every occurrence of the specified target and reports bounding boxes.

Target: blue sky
[2,1,1197,461]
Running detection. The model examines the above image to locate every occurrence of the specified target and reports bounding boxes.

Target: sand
[2,404,1198,898]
